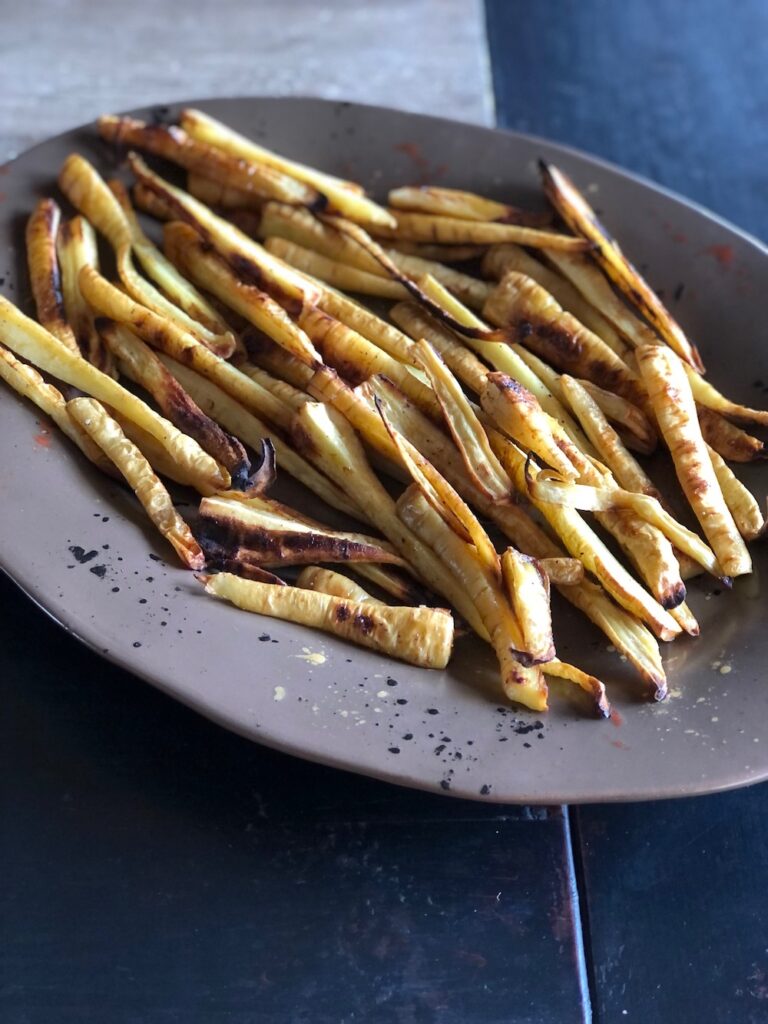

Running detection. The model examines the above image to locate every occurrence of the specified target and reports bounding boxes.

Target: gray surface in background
[0,0,493,162]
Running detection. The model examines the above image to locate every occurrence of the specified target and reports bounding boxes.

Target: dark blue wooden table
[2,3,768,1021]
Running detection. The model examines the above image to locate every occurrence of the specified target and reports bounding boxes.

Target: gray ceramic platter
[1,97,767,803]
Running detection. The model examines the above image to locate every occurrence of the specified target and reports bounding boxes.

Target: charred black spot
[335,603,351,622]
[89,565,107,578]
[662,583,687,610]
[353,612,375,634]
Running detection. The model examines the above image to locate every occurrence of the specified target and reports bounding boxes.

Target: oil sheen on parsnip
[0,97,766,803]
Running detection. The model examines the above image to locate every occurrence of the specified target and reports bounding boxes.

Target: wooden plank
[0,0,493,163]
[573,793,768,1021]
[0,572,587,1023]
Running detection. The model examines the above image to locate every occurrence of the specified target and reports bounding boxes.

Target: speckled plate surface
[1,97,767,803]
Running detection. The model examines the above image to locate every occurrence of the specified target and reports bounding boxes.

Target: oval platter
[1,96,767,803]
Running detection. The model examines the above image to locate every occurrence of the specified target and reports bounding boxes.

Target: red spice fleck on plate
[706,243,735,267]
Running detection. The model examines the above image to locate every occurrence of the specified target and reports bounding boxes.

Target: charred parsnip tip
[100,321,251,485]
[67,397,204,569]
[388,185,552,226]
[25,198,79,353]
[157,354,360,518]
[540,161,704,372]
[637,345,751,577]
[202,572,454,669]
[544,661,610,718]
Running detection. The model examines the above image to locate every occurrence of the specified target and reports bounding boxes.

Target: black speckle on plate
[89,565,107,578]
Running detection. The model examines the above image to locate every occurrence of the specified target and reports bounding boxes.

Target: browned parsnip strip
[575,380,657,455]
[544,249,660,350]
[637,345,750,577]
[524,467,720,579]
[544,661,610,717]
[297,306,440,418]
[539,558,584,586]
[484,271,649,413]
[108,178,234,337]
[482,244,627,356]
[317,289,419,365]
[389,185,552,226]
[265,237,409,299]
[25,199,79,352]
[128,154,319,307]
[68,397,204,568]
[697,405,766,462]
[670,602,700,637]
[0,342,114,473]
[413,275,593,451]
[559,376,661,498]
[187,173,263,210]
[201,572,454,669]
[292,398,490,639]
[398,487,547,707]
[157,354,361,518]
[297,566,386,605]
[79,266,294,432]
[375,210,590,251]
[0,295,228,492]
[59,155,236,358]
[707,445,764,541]
[163,221,321,366]
[99,115,319,207]
[198,495,407,568]
[236,359,310,412]
[57,215,114,374]
[100,322,250,485]
[375,395,500,573]
[180,107,396,229]
[413,339,512,500]
[540,161,704,371]
[500,548,555,664]
[480,372,580,479]
[259,202,383,273]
